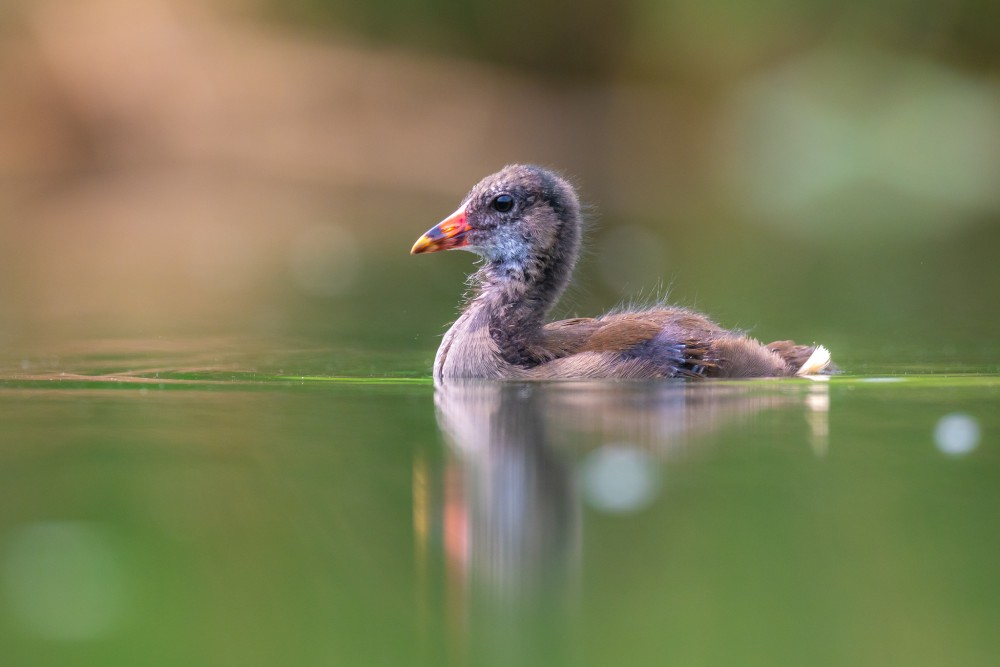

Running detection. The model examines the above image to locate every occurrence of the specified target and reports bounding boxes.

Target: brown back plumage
[535,309,801,378]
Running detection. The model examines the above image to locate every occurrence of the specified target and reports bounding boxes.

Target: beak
[411,205,470,254]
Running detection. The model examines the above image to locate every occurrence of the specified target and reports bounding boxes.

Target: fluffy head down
[459,164,581,271]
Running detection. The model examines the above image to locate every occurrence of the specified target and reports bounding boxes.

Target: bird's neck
[470,242,577,366]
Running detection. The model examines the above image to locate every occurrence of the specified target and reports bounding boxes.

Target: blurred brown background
[1,0,998,365]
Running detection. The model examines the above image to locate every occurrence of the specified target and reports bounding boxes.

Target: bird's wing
[537,314,716,378]
[537,311,833,379]
[541,314,672,356]
[540,318,604,356]
[540,309,724,358]
[576,316,663,353]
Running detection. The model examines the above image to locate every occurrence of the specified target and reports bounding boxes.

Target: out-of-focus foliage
[0,0,997,363]
[271,0,1000,78]
[271,0,633,77]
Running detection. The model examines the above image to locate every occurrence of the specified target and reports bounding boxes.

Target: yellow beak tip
[410,237,430,255]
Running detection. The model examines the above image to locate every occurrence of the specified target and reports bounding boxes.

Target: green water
[0,342,998,666]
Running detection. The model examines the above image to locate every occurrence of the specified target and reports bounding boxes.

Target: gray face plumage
[459,165,581,272]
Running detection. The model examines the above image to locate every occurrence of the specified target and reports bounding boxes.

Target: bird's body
[412,165,833,381]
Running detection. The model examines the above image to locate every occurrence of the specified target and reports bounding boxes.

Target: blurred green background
[0,0,998,367]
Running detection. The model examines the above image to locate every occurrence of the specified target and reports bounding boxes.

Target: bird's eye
[492,194,514,213]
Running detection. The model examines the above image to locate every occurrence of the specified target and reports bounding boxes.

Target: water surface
[0,340,997,666]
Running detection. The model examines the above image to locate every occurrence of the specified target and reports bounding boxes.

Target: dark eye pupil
[493,194,514,212]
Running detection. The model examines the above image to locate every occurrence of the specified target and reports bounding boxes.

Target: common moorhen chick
[412,165,833,381]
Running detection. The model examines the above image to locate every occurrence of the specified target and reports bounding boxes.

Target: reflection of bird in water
[420,378,830,613]
[417,379,831,664]
[426,381,580,666]
[412,164,834,381]
[433,381,579,602]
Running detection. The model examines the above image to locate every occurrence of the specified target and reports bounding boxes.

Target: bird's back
[532,308,830,379]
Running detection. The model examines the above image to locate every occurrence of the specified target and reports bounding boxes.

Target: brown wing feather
[675,338,718,378]
[540,308,728,360]
[540,318,603,356]
[579,318,663,353]
[541,314,667,356]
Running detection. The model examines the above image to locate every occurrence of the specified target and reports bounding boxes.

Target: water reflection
[432,382,581,598]
[419,379,829,663]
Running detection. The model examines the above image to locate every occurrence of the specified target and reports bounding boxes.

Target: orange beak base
[411,206,470,254]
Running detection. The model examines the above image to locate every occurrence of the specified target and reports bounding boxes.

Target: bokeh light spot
[582,445,661,514]
[720,47,1000,239]
[2,522,126,640]
[934,413,981,456]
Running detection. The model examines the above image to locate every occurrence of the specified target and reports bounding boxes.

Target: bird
[411,164,833,381]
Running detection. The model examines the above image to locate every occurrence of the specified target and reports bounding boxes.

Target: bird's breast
[434,310,516,380]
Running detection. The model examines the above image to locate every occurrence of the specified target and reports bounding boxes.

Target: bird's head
[411,165,580,269]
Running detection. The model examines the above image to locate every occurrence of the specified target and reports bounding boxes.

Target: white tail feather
[796,345,832,376]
